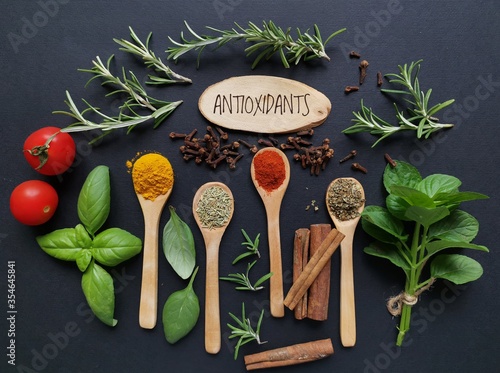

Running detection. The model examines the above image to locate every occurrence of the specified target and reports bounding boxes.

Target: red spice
[254,150,286,192]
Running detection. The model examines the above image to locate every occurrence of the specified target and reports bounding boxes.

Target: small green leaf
[386,195,412,221]
[433,191,489,207]
[81,260,117,326]
[162,267,200,344]
[75,224,92,249]
[162,206,196,279]
[404,206,450,228]
[425,239,489,257]
[76,250,92,272]
[36,228,82,261]
[92,228,142,267]
[430,254,484,284]
[364,242,410,274]
[417,174,461,198]
[78,166,111,236]
[389,185,436,208]
[428,210,479,242]
[361,206,408,242]
[383,161,422,193]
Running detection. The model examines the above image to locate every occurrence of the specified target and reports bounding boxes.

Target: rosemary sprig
[114,27,192,85]
[343,60,455,147]
[227,303,267,359]
[54,55,182,143]
[233,229,261,264]
[167,20,346,69]
[220,260,273,291]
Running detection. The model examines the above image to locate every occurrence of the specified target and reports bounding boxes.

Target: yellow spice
[130,153,174,201]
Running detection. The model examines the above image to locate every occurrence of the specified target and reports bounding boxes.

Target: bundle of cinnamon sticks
[285,226,344,320]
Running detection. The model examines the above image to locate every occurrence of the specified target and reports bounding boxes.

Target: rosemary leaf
[344,60,455,147]
[114,27,192,85]
[167,20,346,69]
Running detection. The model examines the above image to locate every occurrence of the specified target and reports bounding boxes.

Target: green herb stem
[167,21,346,69]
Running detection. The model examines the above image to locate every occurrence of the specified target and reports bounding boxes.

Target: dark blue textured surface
[1,1,499,372]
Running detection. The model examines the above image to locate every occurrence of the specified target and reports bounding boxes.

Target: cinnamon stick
[293,228,310,320]
[307,224,332,321]
[284,229,344,310]
[244,338,334,370]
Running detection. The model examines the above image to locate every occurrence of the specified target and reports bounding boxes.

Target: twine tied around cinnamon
[386,278,436,316]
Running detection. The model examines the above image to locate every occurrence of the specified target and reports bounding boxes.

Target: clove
[339,150,357,163]
[377,71,383,87]
[351,162,368,174]
[344,85,359,94]
[349,51,361,58]
[359,60,369,85]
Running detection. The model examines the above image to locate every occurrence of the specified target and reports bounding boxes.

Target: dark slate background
[1,1,499,372]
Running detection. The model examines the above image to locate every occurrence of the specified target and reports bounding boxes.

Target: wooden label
[198,75,331,134]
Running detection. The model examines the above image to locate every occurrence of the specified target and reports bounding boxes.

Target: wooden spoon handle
[340,236,356,347]
[205,241,221,354]
[139,215,160,329]
[267,210,285,318]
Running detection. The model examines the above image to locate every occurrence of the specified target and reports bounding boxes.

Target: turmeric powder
[128,152,174,201]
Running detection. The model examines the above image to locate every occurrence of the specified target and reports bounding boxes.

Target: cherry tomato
[23,126,76,175]
[10,180,59,226]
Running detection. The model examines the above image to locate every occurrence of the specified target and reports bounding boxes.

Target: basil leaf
[404,206,450,228]
[81,260,117,326]
[162,267,200,344]
[36,228,82,261]
[362,206,408,242]
[426,239,489,257]
[363,242,410,275]
[75,224,92,249]
[417,174,461,199]
[76,250,92,272]
[389,185,436,208]
[430,254,483,284]
[92,228,142,267]
[383,160,421,194]
[386,194,411,221]
[78,166,111,236]
[163,206,196,279]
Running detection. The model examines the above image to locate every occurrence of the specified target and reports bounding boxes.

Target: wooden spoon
[192,182,234,354]
[136,191,173,329]
[250,147,290,318]
[325,177,365,347]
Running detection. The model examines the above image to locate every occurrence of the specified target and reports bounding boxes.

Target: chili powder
[253,150,286,192]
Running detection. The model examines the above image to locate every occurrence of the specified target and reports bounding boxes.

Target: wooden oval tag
[198,75,331,134]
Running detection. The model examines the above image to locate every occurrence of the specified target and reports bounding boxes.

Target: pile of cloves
[170,126,245,170]
[275,130,334,176]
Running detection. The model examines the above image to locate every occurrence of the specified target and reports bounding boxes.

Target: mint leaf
[92,228,142,267]
[417,174,461,198]
[389,185,436,208]
[426,240,489,257]
[383,161,421,193]
[81,260,117,327]
[363,242,410,275]
[36,228,83,261]
[386,194,412,221]
[433,191,489,207]
[78,165,110,236]
[428,210,479,242]
[362,206,408,242]
[404,206,450,228]
[163,206,196,279]
[430,254,484,285]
